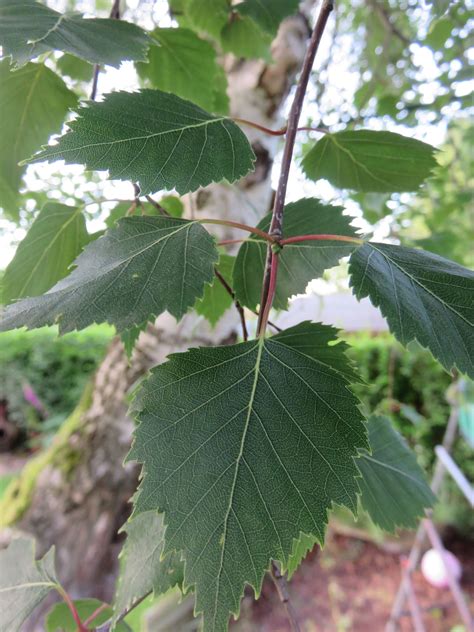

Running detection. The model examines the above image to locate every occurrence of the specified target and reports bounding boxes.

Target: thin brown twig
[257,0,335,335]
[214,268,249,341]
[270,561,301,632]
[90,0,121,100]
[145,194,170,216]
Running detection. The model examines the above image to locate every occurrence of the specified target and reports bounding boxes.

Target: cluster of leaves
[0,1,472,631]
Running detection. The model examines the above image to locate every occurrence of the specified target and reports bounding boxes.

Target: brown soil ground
[231,531,474,632]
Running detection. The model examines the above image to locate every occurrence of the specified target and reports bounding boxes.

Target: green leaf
[112,511,184,628]
[159,195,184,218]
[26,90,256,196]
[235,0,300,35]
[233,198,358,310]
[302,130,437,192]
[287,533,318,580]
[221,15,272,60]
[195,254,235,326]
[45,599,131,632]
[0,0,150,67]
[0,216,218,334]
[357,416,435,532]
[56,54,94,82]
[349,242,474,378]
[0,59,77,212]
[186,0,230,39]
[0,538,58,632]
[2,203,88,304]
[137,28,221,112]
[129,322,367,631]
[426,0,452,18]
[120,323,147,359]
[211,65,230,116]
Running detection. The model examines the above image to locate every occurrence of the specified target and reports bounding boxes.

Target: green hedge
[0,326,113,436]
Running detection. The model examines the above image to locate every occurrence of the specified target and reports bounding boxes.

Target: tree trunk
[6,13,311,622]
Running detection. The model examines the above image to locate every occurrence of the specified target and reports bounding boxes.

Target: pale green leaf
[287,533,318,579]
[211,64,230,116]
[235,0,300,35]
[137,28,220,112]
[302,130,437,192]
[159,195,184,218]
[56,54,94,82]
[112,511,184,628]
[195,254,235,326]
[0,538,58,632]
[120,323,147,359]
[357,415,435,532]
[233,198,358,310]
[0,59,77,212]
[45,599,131,632]
[0,0,150,67]
[0,216,218,334]
[221,15,272,60]
[186,0,230,39]
[26,90,256,196]
[129,322,367,631]
[2,203,88,304]
[426,0,452,18]
[349,242,474,378]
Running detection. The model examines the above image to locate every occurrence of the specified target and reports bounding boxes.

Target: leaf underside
[0,216,218,334]
[129,322,367,632]
[302,130,437,192]
[112,511,184,628]
[0,538,58,632]
[26,90,256,196]
[357,416,435,532]
[2,203,88,303]
[0,0,150,67]
[349,242,474,378]
[233,198,358,310]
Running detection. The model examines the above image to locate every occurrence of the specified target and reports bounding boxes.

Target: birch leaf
[0,59,77,213]
[0,538,58,632]
[235,0,300,34]
[26,90,255,196]
[0,217,218,334]
[357,416,436,531]
[0,0,150,67]
[129,322,367,631]
[302,130,437,192]
[2,203,88,303]
[349,242,474,378]
[112,511,184,628]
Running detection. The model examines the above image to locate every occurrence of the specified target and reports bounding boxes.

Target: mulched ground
[232,530,474,631]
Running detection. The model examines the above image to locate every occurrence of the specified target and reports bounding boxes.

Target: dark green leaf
[0,0,150,67]
[120,323,147,359]
[0,59,77,213]
[235,0,300,35]
[0,538,58,632]
[302,130,437,192]
[0,216,218,334]
[137,28,221,112]
[129,322,367,631]
[45,599,130,632]
[2,203,88,304]
[233,198,358,310]
[195,254,235,326]
[26,90,256,196]
[357,415,435,532]
[112,511,184,628]
[349,242,474,378]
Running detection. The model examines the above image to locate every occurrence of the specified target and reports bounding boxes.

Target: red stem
[57,587,88,632]
[83,602,109,628]
[281,234,362,245]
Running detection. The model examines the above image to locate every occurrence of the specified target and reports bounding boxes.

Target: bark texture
[7,12,311,624]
